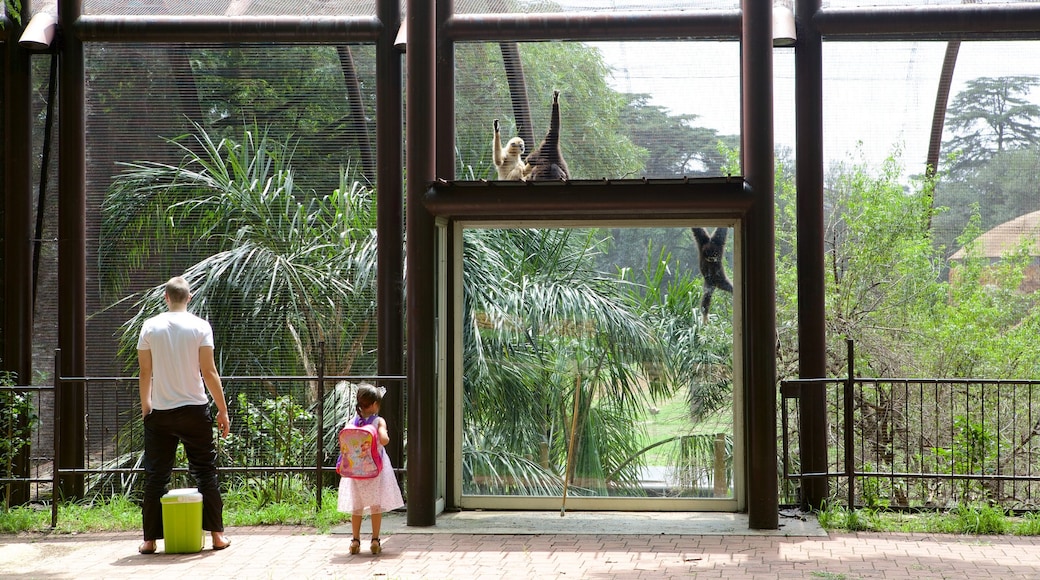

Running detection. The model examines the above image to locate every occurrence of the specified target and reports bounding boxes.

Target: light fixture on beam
[19,11,58,51]
[394,21,407,52]
[772,4,797,48]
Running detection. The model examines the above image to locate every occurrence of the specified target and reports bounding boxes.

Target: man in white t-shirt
[136,276,231,555]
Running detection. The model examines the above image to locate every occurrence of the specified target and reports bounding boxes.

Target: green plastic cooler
[160,488,204,553]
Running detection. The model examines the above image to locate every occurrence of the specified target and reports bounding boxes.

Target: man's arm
[200,345,230,437]
[138,349,153,419]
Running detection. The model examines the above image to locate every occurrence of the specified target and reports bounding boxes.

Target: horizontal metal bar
[424,178,753,221]
[783,377,1040,386]
[55,374,407,384]
[54,466,406,475]
[0,477,52,484]
[815,4,1040,41]
[444,11,741,42]
[74,15,383,43]
[0,384,54,391]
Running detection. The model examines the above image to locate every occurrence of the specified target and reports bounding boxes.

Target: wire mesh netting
[6,2,1040,513]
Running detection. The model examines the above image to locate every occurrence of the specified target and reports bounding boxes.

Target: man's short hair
[165,276,191,304]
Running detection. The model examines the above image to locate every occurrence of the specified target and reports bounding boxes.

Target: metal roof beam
[444,11,742,42]
[75,15,382,43]
[816,4,1040,41]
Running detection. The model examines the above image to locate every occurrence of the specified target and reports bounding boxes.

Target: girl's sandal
[349,538,361,555]
[370,538,382,555]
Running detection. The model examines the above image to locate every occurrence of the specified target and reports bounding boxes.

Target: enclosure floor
[5,512,1040,579]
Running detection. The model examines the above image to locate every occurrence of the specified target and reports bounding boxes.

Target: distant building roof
[950,209,1040,260]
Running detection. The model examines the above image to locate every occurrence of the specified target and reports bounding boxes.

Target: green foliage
[933,147,1040,254]
[937,504,1010,535]
[4,0,21,26]
[461,227,671,495]
[934,76,1040,256]
[859,469,889,510]
[924,207,1040,378]
[0,373,38,510]
[454,42,646,180]
[224,486,349,531]
[0,487,349,534]
[618,93,739,176]
[816,502,884,532]
[102,122,378,380]
[224,394,314,468]
[930,416,997,502]
[192,45,373,193]
[625,242,732,420]
[1014,511,1040,535]
[944,76,1040,176]
[821,151,945,377]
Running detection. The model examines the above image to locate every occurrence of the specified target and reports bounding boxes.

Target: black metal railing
[0,346,405,527]
[782,343,1040,511]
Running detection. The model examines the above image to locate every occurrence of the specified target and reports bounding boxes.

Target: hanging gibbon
[523,90,570,181]
[492,119,527,181]
[692,227,733,323]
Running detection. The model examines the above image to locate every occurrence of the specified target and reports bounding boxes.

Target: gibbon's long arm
[525,90,569,181]
[492,119,527,181]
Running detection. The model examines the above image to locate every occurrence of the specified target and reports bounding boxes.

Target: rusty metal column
[405,0,437,526]
[4,9,34,390]
[435,0,457,511]
[57,0,86,499]
[741,0,778,529]
[376,0,405,471]
[4,6,36,506]
[795,0,828,510]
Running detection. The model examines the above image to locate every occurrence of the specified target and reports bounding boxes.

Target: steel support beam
[444,11,741,42]
[4,6,35,390]
[74,15,381,43]
[58,0,87,499]
[816,4,1040,40]
[435,0,458,514]
[376,0,405,473]
[3,2,37,507]
[795,0,829,511]
[742,0,778,530]
[424,179,751,221]
[405,0,438,527]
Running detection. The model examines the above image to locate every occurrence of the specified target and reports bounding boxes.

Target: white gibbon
[493,118,527,181]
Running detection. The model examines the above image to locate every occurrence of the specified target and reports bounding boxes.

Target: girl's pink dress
[337,415,405,515]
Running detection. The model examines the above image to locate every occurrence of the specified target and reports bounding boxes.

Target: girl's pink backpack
[336,415,383,479]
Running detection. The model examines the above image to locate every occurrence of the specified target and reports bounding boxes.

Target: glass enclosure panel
[460,225,736,502]
[455,41,741,181]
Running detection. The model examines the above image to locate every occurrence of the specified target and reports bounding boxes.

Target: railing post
[315,341,325,511]
[51,349,60,528]
[845,338,855,509]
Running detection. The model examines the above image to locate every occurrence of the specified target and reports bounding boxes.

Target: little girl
[338,383,404,555]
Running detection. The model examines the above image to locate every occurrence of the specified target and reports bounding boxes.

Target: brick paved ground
[3,514,1040,579]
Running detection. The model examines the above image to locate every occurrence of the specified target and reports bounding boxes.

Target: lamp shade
[772,5,797,47]
[19,12,57,50]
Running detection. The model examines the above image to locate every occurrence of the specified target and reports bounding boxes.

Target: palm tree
[101,121,378,389]
[461,228,736,498]
[461,227,675,496]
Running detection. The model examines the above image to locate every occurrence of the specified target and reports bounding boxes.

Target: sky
[590,40,1040,176]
